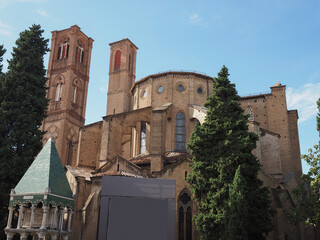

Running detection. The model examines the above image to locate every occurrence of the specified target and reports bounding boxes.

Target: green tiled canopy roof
[10,138,74,207]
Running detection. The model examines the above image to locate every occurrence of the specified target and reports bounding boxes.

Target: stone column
[21,232,27,240]
[52,207,58,229]
[58,209,64,231]
[37,232,45,240]
[62,208,68,231]
[51,234,58,240]
[64,235,69,240]
[5,207,14,229]
[17,205,24,229]
[40,206,49,229]
[29,204,35,229]
[5,232,14,240]
[49,208,54,229]
[67,209,73,232]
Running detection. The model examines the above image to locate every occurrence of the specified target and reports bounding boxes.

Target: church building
[38,25,309,239]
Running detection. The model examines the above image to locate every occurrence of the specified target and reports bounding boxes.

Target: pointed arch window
[245,107,254,121]
[114,50,121,69]
[73,85,77,103]
[67,141,73,165]
[55,83,62,101]
[75,43,84,63]
[57,40,69,59]
[140,122,146,154]
[178,189,192,240]
[176,112,186,151]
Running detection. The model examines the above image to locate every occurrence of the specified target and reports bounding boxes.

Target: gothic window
[67,141,73,165]
[129,55,131,71]
[176,112,186,151]
[73,85,77,103]
[114,50,121,69]
[179,207,184,240]
[178,189,192,240]
[140,122,146,154]
[75,43,84,63]
[55,83,62,101]
[186,207,192,240]
[72,79,79,104]
[245,107,254,121]
[57,40,69,59]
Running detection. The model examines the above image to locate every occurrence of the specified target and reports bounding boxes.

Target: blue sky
[1,0,319,173]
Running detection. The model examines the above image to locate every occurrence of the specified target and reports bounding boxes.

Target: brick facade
[41,26,311,239]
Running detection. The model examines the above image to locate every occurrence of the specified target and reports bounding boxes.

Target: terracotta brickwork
[40,27,309,240]
[106,39,138,115]
[41,25,93,166]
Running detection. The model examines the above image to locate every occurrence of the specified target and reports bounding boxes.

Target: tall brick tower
[41,25,93,166]
[106,39,138,115]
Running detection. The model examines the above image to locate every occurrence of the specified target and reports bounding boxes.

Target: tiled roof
[65,165,93,180]
[130,154,151,165]
[14,138,73,199]
[94,171,143,178]
[163,152,192,163]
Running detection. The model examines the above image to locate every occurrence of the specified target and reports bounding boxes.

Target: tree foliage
[287,98,320,227]
[0,25,49,239]
[187,66,274,240]
[0,45,6,74]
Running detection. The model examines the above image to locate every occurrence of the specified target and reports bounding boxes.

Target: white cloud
[37,9,48,17]
[287,82,320,123]
[188,13,207,28]
[0,20,12,37]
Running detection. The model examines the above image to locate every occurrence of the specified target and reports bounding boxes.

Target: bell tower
[106,39,138,115]
[41,25,94,166]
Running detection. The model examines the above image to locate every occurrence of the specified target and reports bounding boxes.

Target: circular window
[197,87,203,94]
[142,91,147,98]
[177,84,184,92]
[158,85,164,93]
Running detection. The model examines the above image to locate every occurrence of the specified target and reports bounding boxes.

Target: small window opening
[114,50,121,69]
[140,122,146,154]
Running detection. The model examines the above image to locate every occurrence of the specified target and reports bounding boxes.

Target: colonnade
[5,204,72,240]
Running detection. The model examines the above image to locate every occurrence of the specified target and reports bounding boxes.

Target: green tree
[0,25,49,239]
[227,165,248,239]
[187,66,274,240]
[287,98,320,228]
[0,44,6,74]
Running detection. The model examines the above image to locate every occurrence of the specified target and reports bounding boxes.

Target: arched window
[73,85,77,103]
[176,112,186,151]
[179,207,184,240]
[57,39,69,59]
[129,55,131,71]
[140,122,146,154]
[67,141,73,165]
[114,50,121,69]
[75,42,84,63]
[55,83,62,101]
[178,189,192,240]
[245,107,254,121]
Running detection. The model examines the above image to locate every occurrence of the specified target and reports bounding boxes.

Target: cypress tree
[0,25,49,238]
[0,44,6,74]
[227,165,248,240]
[187,66,274,240]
